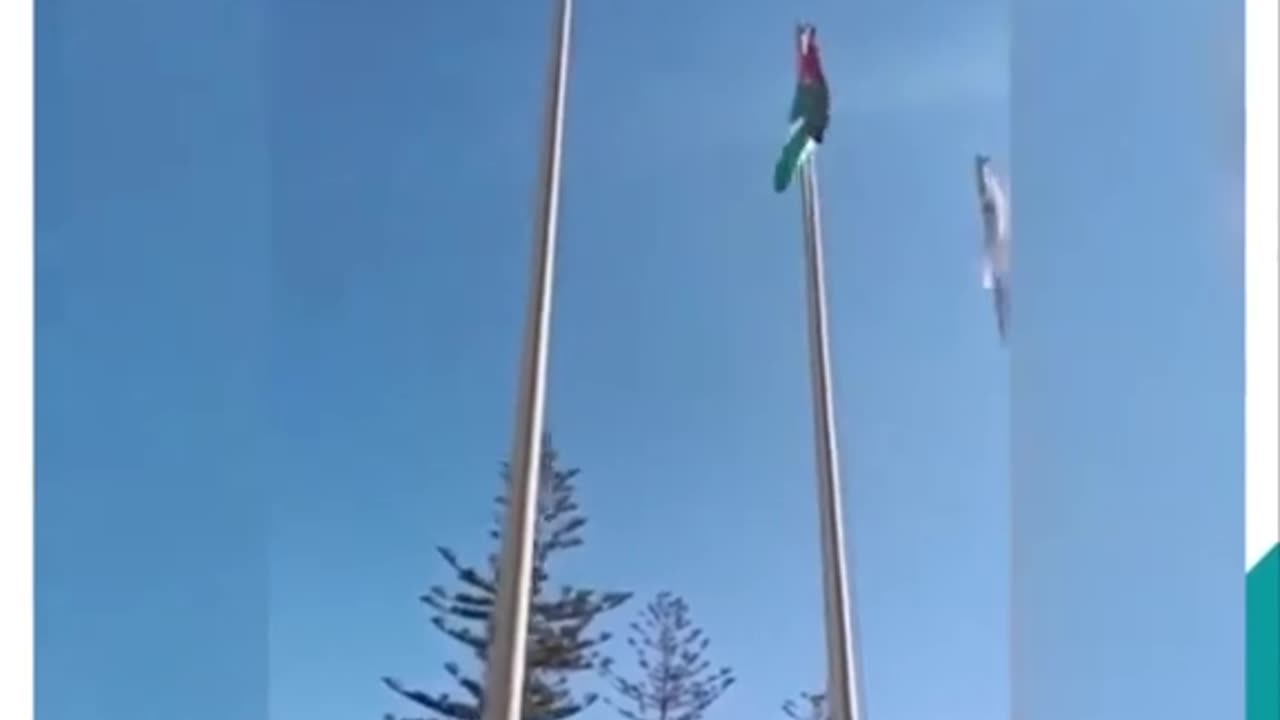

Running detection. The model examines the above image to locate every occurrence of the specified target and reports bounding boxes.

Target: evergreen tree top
[384,439,630,720]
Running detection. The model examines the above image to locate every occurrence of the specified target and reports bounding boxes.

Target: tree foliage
[600,592,735,720]
[782,691,827,720]
[384,440,631,720]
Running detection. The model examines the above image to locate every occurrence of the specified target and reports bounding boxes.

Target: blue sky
[33,0,1241,719]
[36,0,269,717]
[262,2,1007,719]
[1011,0,1244,717]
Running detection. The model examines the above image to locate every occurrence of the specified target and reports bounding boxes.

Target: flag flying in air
[975,154,1011,342]
[773,24,831,193]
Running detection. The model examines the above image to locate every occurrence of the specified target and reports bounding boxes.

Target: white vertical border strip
[1245,0,1279,574]
[0,0,34,718]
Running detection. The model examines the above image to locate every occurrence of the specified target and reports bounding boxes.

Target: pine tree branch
[601,594,734,720]
[383,678,481,720]
[385,440,628,720]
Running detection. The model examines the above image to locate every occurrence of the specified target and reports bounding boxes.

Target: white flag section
[975,155,1011,343]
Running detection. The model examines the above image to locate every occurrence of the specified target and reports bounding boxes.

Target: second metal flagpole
[799,156,866,720]
[481,2,573,720]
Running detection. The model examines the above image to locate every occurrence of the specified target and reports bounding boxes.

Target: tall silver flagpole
[481,2,573,720]
[799,156,866,720]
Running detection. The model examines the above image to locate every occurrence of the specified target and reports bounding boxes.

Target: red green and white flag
[773,23,831,193]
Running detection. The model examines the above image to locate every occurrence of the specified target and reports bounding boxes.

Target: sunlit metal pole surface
[800,156,866,720]
[480,3,574,720]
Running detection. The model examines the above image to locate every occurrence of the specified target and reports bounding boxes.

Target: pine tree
[600,592,736,720]
[384,440,631,720]
[782,691,827,720]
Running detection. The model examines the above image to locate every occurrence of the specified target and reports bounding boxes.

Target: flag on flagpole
[975,154,1011,342]
[774,24,831,193]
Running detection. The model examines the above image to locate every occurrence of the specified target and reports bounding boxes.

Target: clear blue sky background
[33,0,1241,719]
[263,2,1008,719]
[1011,0,1243,718]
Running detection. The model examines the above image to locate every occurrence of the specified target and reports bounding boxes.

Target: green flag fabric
[774,24,830,193]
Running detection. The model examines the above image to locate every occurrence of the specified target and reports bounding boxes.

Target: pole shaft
[481,2,573,720]
[799,157,865,720]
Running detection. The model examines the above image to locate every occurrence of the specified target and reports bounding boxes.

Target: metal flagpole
[798,155,866,720]
[481,1,573,720]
